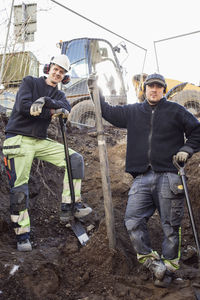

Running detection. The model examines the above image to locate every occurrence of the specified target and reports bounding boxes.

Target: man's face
[145,83,164,105]
[47,64,65,86]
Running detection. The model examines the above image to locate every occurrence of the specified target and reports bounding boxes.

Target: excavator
[58,37,200,124]
[132,73,200,119]
[57,37,128,127]
[1,38,199,123]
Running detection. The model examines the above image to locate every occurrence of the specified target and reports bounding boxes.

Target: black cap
[144,73,166,88]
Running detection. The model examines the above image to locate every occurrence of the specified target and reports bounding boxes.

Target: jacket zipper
[147,108,156,168]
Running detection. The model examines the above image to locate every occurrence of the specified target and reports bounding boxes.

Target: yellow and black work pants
[3,135,84,241]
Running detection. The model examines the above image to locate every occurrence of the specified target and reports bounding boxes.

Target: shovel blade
[70,219,89,245]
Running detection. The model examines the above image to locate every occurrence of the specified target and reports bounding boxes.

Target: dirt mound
[0,114,200,300]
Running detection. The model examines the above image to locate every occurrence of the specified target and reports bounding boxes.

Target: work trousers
[124,170,185,271]
[3,135,84,241]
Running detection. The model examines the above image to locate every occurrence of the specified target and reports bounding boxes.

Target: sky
[1,0,200,102]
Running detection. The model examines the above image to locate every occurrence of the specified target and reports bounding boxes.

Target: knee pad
[70,152,84,179]
[10,191,27,214]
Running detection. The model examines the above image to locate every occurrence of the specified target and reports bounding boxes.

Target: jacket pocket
[2,135,25,157]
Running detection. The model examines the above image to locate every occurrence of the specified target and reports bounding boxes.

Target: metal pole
[154,41,160,73]
[0,0,15,89]
[173,158,200,264]
[50,0,147,52]
[22,2,26,52]
[154,30,200,43]
[92,81,116,250]
[180,170,200,262]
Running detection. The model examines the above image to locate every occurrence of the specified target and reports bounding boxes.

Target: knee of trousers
[10,185,28,213]
[70,152,84,179]
[124,218,140,232]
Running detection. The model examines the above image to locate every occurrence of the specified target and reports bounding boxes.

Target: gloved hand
[30,97,45,116]
[51,108,69,118]
[175,151,189,162]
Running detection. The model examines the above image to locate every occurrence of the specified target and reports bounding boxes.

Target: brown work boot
[144,258,166,280]
[60,203,92,223]
[74,202,92,219]
[154,270,173,288]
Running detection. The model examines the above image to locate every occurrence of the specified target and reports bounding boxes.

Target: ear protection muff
[43,63,71,85]
[43,64,50,75]
[62,74,70,85]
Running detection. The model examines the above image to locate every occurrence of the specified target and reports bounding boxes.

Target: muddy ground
[1,113,200,300]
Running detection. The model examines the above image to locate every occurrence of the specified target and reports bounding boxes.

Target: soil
[1,113,200,300]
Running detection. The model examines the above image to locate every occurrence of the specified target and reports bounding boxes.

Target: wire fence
[154,31,200,120]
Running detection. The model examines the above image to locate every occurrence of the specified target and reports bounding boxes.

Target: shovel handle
[173,155,185,176]
[173,155,200,262]
[59,115,75,211]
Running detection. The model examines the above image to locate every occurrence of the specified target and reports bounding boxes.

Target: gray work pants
[125,170,185,261]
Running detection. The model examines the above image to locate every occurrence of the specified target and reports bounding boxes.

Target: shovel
[59,115,89,246]
[173,156,200,263]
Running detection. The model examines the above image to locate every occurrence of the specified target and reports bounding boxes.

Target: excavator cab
[58,38,127,127]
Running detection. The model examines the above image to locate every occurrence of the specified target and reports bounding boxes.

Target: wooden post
[92,81,116,250]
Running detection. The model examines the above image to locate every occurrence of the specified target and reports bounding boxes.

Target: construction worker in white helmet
[2,54,92,252]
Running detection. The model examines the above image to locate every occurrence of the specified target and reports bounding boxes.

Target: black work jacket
[100,94,200,176]
[5,76,71,139]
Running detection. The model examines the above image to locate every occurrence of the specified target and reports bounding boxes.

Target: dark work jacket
[100,94,200,176]
[5,76,71,139]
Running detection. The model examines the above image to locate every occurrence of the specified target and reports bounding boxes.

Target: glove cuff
[178,145,193,157]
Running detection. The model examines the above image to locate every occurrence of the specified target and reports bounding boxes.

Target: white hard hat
[50,54,71,72]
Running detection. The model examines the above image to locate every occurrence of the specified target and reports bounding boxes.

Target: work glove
[51,108,69,118]
[30,97,45,116]
[175,151,189,163]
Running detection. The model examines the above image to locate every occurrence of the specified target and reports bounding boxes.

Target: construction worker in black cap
[99,73,200,287]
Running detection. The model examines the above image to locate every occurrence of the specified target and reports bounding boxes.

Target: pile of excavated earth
[0,113,200,300]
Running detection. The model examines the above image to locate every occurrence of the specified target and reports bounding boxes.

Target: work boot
[60,203,92,222]
[17,239,32,252]
[144,258,166,280]
[154,270,173,288]
[60,204,73,222]
[74,202,92,219]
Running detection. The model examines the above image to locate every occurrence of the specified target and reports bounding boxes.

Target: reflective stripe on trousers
[3,136,83,202]
[3,135,84,240]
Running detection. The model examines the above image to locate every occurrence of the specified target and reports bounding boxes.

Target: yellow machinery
[133,73,200,119]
